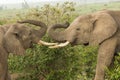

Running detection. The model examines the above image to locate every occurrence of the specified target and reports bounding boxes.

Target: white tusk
[38,40,58,46]
[49,41,70,48]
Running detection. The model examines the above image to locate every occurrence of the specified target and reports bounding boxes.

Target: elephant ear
[4,24,25,55]
[89,12,118,46]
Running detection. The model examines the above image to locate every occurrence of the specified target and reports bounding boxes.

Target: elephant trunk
[47,22,69,42]
[18,20,47,43]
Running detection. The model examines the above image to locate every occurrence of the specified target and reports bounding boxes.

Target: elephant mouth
[83,43,89,46]
[28,41,34,48]
[29,44,33,48]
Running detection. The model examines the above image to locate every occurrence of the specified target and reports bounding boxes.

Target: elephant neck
[1,26,12,54]
[2,38,10,54]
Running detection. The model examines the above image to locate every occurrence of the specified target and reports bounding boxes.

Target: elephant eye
[14,32,20,38]
[76,28,80,31]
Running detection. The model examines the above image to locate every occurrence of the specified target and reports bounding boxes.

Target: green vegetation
[0,1,120,80]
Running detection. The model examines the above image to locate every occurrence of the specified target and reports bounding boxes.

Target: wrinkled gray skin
[46,10,120,80]
[0,20,47,80]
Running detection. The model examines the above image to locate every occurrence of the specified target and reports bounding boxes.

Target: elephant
[0,20,50,80]
[47,10,120,80]
[29,10,120,80]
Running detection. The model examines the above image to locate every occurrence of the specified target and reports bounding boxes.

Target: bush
[106,53,120,80]
[9,36,98,80]
[7,2,120,80]
[15,2,77,26]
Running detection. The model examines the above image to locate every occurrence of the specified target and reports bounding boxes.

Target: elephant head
[3,20,47,55]
[46,10,118,48]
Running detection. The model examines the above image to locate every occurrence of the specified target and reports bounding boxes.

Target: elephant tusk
[49,41,70,48]
[38,40,58,46]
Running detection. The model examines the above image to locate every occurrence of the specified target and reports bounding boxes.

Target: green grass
[76,2,120,14]
[0,9,28,19]
[0,2,120,19]
[0,2,120,26]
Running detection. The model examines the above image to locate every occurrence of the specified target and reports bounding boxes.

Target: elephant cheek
[74,32,90,45]
[22,38,33,49]
[24,42,32,49]
[31,35,40,43]
[67,33,77,43]
[32,37,40,43]
[83,33,90,42]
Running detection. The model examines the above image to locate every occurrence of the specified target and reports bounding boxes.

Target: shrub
[7,2,120,80]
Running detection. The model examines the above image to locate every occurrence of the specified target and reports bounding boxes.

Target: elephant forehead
[77,15,91,21]
[70,20,91,30]
[68,23,80,30]
[18,24,31,31]
[12,24,31,35]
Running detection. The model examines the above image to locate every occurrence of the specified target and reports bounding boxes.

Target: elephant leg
[94,38,117,80]
[0,48,9,80]
[0,62,8,80]
[6,73,11,80]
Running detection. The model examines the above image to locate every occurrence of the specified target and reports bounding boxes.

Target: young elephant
[0,20,47,80]
[36,10,119,80]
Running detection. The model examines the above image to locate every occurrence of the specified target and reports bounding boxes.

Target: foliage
[4,1,120,80]
[105,53,120,80]
[9,36,98,80]
[16,2,77,26]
